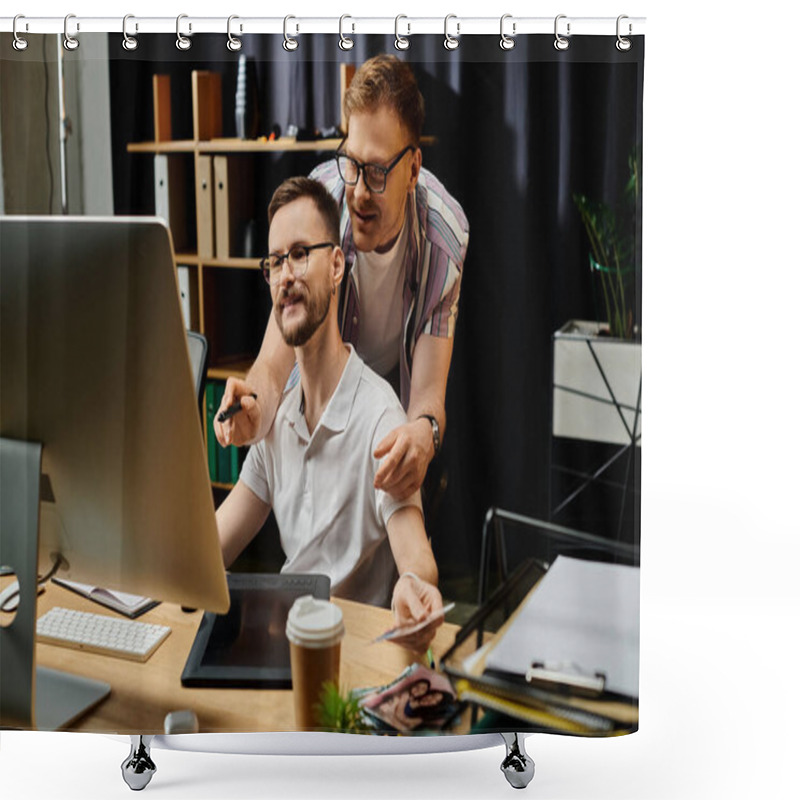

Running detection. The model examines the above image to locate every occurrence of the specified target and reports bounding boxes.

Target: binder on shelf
[192,71,223,142]
[196,155,215,259]
[152,74,172,142]
[213,155,255,260]
[154,154,169,220]
[154,155,189,252]
[205,383,218,483]
[215,383,232,485]
[177,266,192,330]
[230,443,241,483]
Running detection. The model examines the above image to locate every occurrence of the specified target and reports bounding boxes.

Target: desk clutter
[26,556,639,736]
[442,556,640,736]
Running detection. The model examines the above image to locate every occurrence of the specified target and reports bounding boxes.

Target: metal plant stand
[551,334,642,540]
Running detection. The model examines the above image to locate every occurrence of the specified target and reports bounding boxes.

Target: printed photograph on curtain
[0,31,643,738]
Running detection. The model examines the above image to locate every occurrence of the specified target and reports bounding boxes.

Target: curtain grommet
[63,13,80,51]
[616,15,632,52]
[12,15,28,51]
[444,14,460,51]
[339,15,354,51]
[227,15,242,52]
[283,16,298,52]
[122,14,138,51]
[176,14,192,51]
[394,15,410,51]
[554,14,570,51]
[500,14,516,51]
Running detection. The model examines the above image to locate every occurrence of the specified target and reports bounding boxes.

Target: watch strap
[419,414,440,456]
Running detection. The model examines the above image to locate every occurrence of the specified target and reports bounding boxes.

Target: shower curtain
[0,20,643,742]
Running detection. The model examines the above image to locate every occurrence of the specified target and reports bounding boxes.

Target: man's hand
[214,377,262,447]
[373,418,434,501]
[390,573,444,653]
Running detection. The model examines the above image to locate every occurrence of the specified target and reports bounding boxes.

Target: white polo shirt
[240,345,423,608]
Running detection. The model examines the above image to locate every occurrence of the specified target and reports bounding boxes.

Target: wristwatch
[419,414,440,456]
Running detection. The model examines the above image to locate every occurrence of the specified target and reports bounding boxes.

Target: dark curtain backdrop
[109,34,643,601]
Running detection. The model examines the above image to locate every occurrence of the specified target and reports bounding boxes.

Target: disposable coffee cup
[286,595,345,730]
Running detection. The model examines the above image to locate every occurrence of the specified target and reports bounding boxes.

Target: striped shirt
[310,160,469,410]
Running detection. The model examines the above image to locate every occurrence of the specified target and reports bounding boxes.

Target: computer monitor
[0,216,230,728]
[0,215,229,610]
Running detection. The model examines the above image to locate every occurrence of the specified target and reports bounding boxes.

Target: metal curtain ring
[227,15,242,51]
[444,14,459,51]
[339,15,354,50]
[63,14,79,51]
[283,16,298,51]
[176,14,192,51]
[616,15,632,52]
[12,15,28,51]
[554,14,570,51]
[394,15,410,50]
[122,14,138,51]
[500,14,515,50]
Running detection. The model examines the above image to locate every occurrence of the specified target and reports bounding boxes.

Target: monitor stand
[0,438,110,730]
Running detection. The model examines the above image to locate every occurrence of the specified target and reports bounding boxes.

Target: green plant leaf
[314,681,369,734]
[572,145,640,340]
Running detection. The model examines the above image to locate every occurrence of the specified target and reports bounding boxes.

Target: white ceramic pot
[552,320,642,447]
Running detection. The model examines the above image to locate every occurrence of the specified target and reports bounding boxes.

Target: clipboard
[441,558,639,732]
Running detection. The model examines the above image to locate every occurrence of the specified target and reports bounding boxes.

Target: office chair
[186,331,209,411]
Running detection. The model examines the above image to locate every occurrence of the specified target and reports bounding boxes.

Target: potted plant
[314,682,371,733]
[552,148,642,448]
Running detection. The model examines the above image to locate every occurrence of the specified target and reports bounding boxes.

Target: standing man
[217,177,443,650]
[216,55,468,502]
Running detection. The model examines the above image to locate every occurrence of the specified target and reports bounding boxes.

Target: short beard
[277,283,331,347]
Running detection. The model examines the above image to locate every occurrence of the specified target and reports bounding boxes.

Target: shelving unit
[128,138,344,155]
[127,70,344,489]
[127,70,350,383]
[126,66,433,491]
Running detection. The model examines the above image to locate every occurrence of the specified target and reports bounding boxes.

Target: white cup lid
[286,595,345,647]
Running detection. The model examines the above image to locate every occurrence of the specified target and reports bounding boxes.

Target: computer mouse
[0,581,46,613]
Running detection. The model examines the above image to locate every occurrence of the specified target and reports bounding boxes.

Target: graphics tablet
[181,573,330,688]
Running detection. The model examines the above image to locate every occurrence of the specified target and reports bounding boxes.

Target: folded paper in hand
[372,602,455,644]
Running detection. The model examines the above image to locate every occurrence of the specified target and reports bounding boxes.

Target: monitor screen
[0,216,229,614]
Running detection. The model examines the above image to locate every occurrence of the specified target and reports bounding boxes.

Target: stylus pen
[217,393,258,423]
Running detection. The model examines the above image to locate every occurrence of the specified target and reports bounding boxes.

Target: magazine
[359,664,460,733]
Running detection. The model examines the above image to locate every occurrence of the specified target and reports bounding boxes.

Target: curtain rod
[1,15,646,38]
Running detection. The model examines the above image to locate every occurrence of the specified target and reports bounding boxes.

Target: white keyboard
[37,607,171,662]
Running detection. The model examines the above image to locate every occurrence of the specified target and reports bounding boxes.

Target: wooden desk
[34,582,461,734]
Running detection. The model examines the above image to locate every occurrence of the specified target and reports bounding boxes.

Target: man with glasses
[217,176,443,649]
[216,55,468,504]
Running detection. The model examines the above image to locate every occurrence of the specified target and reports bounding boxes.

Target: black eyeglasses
[335,143,416,194]
[260,242,335,286]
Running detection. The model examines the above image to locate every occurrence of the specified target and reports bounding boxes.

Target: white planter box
[552,320,641,447]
